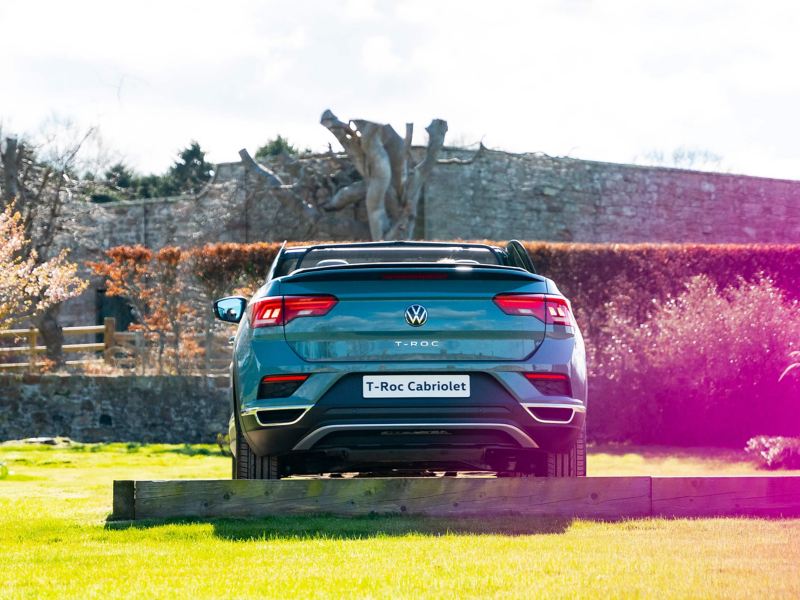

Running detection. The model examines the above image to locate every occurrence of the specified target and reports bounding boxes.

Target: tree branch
[390,118,448,239]
[1,137,19,203]
[322,180,366,211]
[321,110,367,175]
[239,148,320,221]
[238,148,283,187]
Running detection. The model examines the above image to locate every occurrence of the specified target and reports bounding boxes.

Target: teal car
[214,241,587,479]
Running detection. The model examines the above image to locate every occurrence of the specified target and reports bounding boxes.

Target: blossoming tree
[0,204,86,331]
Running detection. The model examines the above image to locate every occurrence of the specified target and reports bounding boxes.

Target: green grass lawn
[1,442,799,599]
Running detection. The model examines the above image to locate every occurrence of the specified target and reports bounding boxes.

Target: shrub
[98,241,800,336]
[592,275,800,445]
[90,241,800,444]
[745,436,800,469]
[521,242,800,343]
[188,242,279,302]
[255,135,298,160]
[88,246,201,374]
[178,242,800,341]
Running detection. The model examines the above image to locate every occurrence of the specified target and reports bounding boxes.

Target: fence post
[136,331,146,375]
[103,317,116,363]
[27,328,37,371]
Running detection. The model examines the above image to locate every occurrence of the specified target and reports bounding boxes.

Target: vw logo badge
[405,304,428,327]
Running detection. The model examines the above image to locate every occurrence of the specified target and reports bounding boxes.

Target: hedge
[92,241,800,446]
[522,242,800,340]
[185,241,800,338]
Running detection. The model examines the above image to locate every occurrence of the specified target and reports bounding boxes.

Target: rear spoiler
[281,263,544,283]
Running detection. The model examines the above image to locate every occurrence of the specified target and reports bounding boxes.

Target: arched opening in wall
[95,289,136,340]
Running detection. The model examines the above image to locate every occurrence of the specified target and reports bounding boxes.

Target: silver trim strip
[241,406,312,427]
[292,422,539,451]
[522,403,586,425]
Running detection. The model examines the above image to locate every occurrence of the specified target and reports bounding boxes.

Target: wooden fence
[0,317,144,371]
[0,318,229,373]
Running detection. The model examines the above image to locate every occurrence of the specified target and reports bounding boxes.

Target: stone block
[0,375,228,443]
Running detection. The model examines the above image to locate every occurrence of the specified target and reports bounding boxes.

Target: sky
[2,0,799,179]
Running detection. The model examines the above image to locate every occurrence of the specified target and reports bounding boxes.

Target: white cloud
[343,0,381,21]
[1,0,800,178]
[361,35,403,73]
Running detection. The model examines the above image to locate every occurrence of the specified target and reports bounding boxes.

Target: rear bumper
[239,372,586,472]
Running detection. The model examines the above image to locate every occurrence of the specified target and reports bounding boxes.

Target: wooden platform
[111,476,800,520]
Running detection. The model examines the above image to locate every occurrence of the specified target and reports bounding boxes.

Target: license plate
[362,375,470,398]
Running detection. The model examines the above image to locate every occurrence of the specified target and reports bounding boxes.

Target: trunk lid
[277,265,548,362]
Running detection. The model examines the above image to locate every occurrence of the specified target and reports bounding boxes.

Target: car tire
[545,424,587,477]
[234,417,281,479]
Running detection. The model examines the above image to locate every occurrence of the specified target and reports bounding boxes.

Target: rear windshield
[273,246,500,277]
[297,246,500,270]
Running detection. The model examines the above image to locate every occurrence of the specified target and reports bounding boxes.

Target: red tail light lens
[493,294,547,320]
[261,374,309,383]
[524,373,572,396]
[544,297,572,326]
[258,374,309,398]
[493,294,573,326]
[283,295,338,323]
[249,295,338,328]
[250,296,284,328]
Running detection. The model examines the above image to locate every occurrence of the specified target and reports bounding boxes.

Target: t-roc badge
[404,304,428,327]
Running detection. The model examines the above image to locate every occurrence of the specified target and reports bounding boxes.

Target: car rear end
[225,243,587,478]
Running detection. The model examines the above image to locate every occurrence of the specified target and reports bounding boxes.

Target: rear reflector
[524,373,572,396]
[258,374,309,399]
[249,295,338,328]
[493,294,573,326]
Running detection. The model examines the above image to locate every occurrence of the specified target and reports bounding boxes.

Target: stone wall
[55,148,800,329]
[86,157,361,251]
[89,150,800,250]
[424,149,800,242]
[0,374,229,443]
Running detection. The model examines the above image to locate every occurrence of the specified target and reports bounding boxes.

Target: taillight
[250,296,283,328]
[493,294,573,326]
[249,295,338,328]
[524,373,572,396]
[258,374,309,398]
[284,295,338,323]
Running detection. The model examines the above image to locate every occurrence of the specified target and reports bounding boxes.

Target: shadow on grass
[105,513,574,540]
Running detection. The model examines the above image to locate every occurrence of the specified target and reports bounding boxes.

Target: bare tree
[0,124,100,364]
[238,110,448,241]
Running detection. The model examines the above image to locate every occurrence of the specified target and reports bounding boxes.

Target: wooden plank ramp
[111,476,800,520]
[653,477,800,517]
